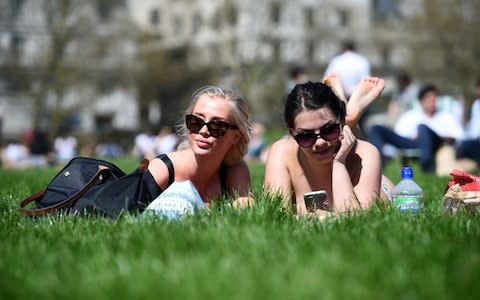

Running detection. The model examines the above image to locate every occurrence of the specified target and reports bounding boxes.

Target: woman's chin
[308,147,335,161]
[192,145,224,158]
[192,147,212,155]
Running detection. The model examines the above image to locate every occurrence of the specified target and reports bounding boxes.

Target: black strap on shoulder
[220,163,228,194]
[157,153,225,194]
[158,154,175,186]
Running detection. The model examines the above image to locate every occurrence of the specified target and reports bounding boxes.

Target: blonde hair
[178,86,251,166]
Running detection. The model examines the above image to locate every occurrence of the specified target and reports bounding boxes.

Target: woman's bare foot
[322,73,347,103]
[346,77,385,126]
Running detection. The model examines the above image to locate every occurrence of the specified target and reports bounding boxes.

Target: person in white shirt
[54,134,78,163]
[133,129,156,159]
[368,84,465,173]
[154,126,179,155]
[456,81,480,166]
[1,140,30,168]
[324,40,371,98]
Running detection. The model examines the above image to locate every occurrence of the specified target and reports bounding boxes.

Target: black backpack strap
[220,163,228,194]
[20,166,111,217]
[158,154,175,186]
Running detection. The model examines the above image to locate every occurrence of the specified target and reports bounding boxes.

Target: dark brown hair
[284,81,346,129]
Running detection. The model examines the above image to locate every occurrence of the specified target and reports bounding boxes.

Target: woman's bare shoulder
[265,137,298,168]
[147,151,184,190]
[266,137,294,158]
[269,136,296,153]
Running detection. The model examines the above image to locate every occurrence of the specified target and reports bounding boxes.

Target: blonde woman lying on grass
[147,86,254,212]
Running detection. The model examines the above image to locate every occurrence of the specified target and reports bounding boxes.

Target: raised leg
[346,77,385,127]
[322,73,347,103]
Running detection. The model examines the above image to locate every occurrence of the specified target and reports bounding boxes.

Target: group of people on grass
[13,38,479,218]
[368,83,480,174]
[1,130,78,169]
[146,75,392,217]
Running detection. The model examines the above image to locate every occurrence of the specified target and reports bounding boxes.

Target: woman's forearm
[331,161,360,213]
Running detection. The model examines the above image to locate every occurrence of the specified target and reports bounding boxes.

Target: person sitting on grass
[456,81,480,167]
[264,76,392,216]
[147,86,253,209]
[368,84,465,174]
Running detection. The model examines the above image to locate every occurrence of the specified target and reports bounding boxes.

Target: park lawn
[1,158,480,300]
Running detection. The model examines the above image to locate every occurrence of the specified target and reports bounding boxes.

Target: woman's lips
[314,147,333,157]
[196,139,212,149]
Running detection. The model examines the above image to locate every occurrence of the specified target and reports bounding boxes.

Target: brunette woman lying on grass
[264,76,394,217]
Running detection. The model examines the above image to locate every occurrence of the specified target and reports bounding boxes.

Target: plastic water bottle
[392,167,423,213]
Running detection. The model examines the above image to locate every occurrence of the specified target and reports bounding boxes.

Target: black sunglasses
[186,114,238,138]
[293,123,341,148]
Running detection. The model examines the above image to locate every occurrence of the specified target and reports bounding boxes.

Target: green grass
[1,158,480,299]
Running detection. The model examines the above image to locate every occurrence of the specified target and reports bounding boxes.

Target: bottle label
[392,195,422,213]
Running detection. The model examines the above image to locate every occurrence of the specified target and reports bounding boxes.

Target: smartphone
[304,190,329,212]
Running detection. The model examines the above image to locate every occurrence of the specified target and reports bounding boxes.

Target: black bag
[19,155,173,218]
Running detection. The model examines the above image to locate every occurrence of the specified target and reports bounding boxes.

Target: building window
[150,8,160,26]
[192,12,202,34]
[307,41,315,64]
[373,0,401,21]
[97,2,114,20]
[230,39,237,58]
[305,8,314,28]
[270,2,281,24]
[9,0,24,17]
[210,44,221,63]
[338,9,349,27]
[272,40,281,62]
[11,34,24,54]
[225,2,237,27]
[174,16,184,36]
[212,11,221,30]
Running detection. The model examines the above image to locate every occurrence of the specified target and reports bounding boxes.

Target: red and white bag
[443,169,480,214]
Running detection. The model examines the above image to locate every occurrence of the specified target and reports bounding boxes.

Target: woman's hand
[232,195,255,208]
[295,209,335,221]
[334,125,356,164]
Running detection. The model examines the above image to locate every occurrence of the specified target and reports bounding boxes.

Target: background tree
[4,0,135,142]
[407,0,480,106]
[29,0,90,137]
[135,34,218,131]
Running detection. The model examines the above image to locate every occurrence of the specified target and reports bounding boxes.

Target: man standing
[368,84,465,173]
[324,40,371,98]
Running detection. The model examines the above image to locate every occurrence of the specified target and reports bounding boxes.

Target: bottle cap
[401,167,413,179]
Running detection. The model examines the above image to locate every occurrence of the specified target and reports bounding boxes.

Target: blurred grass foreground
[1,158,480,300]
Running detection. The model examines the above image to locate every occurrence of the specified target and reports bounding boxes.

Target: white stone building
[0,0,421,138]
[0,0,138,138]
[126,0,420,71]
[128,0,372,67]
